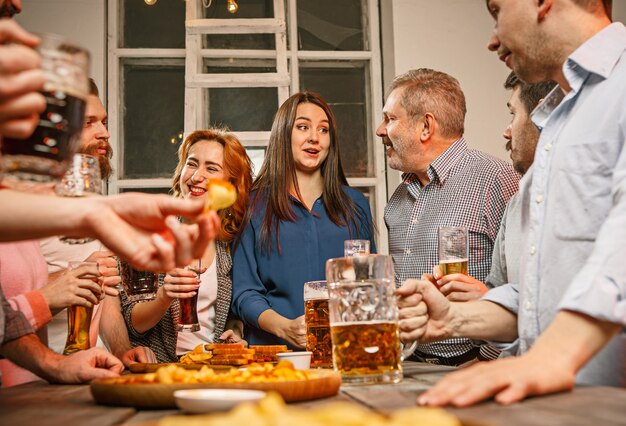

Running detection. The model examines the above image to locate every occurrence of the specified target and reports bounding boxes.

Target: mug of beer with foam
[326,255,403,384]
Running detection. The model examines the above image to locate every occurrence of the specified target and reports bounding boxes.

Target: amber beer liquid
[63,304,93,355]
[439,258,468,276]
[331,321,402,382]
[305,298,332,368]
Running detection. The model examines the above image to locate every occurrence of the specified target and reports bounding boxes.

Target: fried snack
[159,392,461,426]
[203,178,237,213]
[179,344,214,365]
[110,360,310,385]
[179,352,213,365]
[205,343,245,351]
[250,345,290,363]
[180,343,289,366]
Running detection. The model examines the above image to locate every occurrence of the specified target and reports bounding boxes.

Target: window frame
[108,0,388,252]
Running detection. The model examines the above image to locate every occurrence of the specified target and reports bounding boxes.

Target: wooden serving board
[128,363,233,374]
[90,369,341,409]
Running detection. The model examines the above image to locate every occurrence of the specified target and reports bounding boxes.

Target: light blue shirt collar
[531,23,626,130]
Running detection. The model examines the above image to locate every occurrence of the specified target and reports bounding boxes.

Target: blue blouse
[231,186,376,347]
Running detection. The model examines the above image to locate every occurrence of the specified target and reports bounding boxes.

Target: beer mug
[63,261,100,355]
[119,260,158,302]
[343,239,370,257]
[303,280,332,368]
[438,226,469,276]
[0,33,90,186]
[326,255,412,384]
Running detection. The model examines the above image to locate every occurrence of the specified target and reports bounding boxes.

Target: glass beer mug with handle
[326,255,414,384]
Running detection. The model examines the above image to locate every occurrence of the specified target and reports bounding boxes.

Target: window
[109,0,387,251]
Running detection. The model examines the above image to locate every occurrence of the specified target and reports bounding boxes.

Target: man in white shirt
[398,0,626,406]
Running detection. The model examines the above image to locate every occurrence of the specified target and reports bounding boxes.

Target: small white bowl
[276,351,312,370]
[173,389,266,413]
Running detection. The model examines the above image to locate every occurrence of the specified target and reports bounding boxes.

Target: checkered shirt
[385,138,520,358]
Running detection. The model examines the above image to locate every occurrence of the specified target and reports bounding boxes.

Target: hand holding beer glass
[326,255,413,384]
[0,33,90,186]
[63,261,102,355]
[438,226,469,278]
[304,280,332,368]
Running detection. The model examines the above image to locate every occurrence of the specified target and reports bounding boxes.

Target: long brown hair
[249,91,369,253]
[172,128,253,243]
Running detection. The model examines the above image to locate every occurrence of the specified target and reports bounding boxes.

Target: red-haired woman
[120,128,253,362]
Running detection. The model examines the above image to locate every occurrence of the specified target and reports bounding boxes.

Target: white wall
[380,0,626,192]
[15,0,107,102]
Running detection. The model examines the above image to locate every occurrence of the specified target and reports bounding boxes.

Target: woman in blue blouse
[232,91,376,348]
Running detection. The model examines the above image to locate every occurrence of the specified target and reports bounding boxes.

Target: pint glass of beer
[63,261,100,355]
[438,226,469,276]
[326,255,402,384]
[304,280,332,368]
[119,260,158,302]
[0,33,90,185]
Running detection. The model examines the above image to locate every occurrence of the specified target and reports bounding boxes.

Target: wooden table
[1,362,625,426]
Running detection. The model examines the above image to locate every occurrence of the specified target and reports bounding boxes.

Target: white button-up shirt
[483,22,626,386]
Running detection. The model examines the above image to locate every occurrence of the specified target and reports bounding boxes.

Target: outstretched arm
[1,333,123,383]
[0,190,220,273]
[418,310,621,407]
[397,279,517,344]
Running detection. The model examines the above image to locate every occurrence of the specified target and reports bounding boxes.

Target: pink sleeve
[7,291,53,330]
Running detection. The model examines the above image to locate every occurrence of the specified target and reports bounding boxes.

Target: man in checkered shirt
[378,68,520,366]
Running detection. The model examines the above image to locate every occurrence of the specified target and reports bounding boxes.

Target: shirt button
[544,144,552,151]
[405,248,411,255]
[535,194,544,204]
[529,245,536,255]
[411,219,417,225]
[524,301,532,311]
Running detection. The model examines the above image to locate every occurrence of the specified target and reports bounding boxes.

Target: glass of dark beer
[63,261,101,355]
[177,259,201,332]
[0,33,90,186]
[119,260,158,302]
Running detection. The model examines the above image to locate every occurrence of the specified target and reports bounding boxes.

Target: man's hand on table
[48,348,124,383]
[417,350,576,407]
